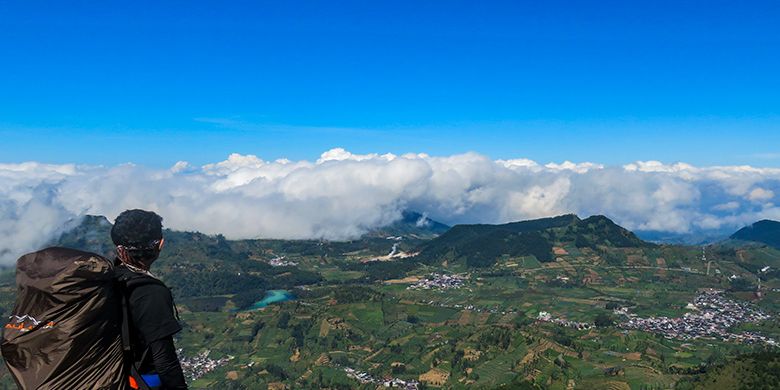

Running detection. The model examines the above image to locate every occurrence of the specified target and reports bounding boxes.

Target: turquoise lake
[249,289,295,309]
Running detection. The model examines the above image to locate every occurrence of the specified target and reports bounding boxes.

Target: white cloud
[496,158,539,170]
[169,161,193,174]
[747,187,775,202]
[2,149,780,264]
[712,201,740,211]
[316,148,396,164]
[544,161,604,173]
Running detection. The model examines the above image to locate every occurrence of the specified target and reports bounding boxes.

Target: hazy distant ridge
[730,219,780,249]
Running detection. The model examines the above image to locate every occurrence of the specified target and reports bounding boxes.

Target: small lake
[248,289,296,309]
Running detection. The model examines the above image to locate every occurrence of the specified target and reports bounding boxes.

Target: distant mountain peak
[745,219,780,229]
[365,210,450,239]
[581,215,613,224]
[416,214,649,268]
[54,214,115,256]
[80,214,112,227]
[400,210,431,226]
[730,220,780,249]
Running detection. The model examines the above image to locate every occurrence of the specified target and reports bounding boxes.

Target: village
[267,256,299,267]
[536,311,594,330]
[343,367,420,389]
[617,290,777,345]
[407,273,466,290]
[178,349,233,381]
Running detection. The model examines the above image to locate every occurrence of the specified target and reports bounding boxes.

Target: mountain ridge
[730,219,780,249]
[416,214,650,268]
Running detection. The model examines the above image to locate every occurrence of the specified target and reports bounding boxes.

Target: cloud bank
[2,148,779,264]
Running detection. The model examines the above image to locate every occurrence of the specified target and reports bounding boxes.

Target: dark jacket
[115,264,188,390]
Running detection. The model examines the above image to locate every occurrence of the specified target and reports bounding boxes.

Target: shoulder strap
[120,283,132,353]
[116,273,157,390]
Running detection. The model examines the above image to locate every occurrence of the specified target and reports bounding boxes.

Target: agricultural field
[0,214,778,389]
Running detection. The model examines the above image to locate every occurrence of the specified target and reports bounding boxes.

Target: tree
[277,312,291,329]
[594,313,615,327]
[729,277,755,292]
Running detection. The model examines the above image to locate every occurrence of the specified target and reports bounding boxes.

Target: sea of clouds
[1,148,779,264]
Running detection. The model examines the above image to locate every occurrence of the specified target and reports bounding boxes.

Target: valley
[0,214,778,389]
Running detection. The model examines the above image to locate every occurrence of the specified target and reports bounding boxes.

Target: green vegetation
[416,214,650,269]
[1,214,779,389]
[676,351,780,389]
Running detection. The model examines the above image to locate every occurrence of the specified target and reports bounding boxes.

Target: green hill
[416,214,649,267]
[51,217,323,301]
[55,215,114,255]
[47,212,448,301]
[731,220,780,249]
[569,215,650,249]
[676,351,780,390]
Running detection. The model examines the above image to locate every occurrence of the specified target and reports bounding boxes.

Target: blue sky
[1,0,779,167]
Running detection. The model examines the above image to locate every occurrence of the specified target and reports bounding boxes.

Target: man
[111,209,188,390]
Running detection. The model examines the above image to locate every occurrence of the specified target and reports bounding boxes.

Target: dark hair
[111,209,164,266]
[111,209,163,248]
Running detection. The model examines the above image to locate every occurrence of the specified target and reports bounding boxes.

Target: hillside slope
[416,214,649,267]
[730,220,780,249]
[677,351,780,390]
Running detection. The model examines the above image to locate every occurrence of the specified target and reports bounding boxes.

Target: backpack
[1,247,155,390]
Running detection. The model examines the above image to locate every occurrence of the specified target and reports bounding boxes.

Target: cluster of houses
[178,349,233,381]
[536,311,594,330]
[617,290,777,345]
[343,367,420,389]
[408,273,466,290]
[267,256,298,267]
[412,297,516,316]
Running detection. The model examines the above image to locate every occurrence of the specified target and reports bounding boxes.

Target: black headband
[116,239,161,251]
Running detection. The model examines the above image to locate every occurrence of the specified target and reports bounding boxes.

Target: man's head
[111,209,164,269]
